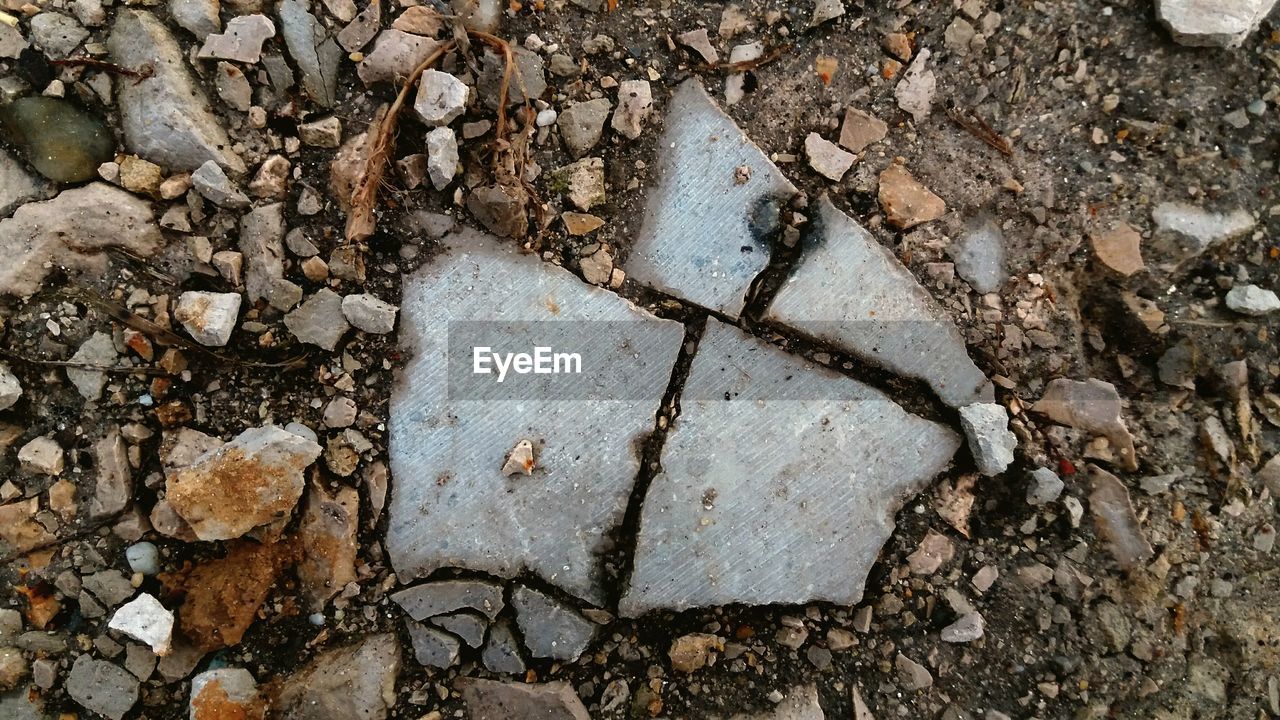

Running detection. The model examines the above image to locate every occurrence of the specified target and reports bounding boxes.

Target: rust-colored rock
[878,164,945,229]
[0,498,57,561]
[165,540,297,651]
[296,484,360,612]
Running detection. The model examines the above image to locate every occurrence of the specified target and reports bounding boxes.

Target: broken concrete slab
[764,195,992,408]
[67,654,139,720]
[406,621,461,668]
[620,320,960,616]
[391,579,504,621]
[623,78,797,318]
[108,10,245,173]
[387,229,683,604]
[462,679,590,720]
[481,622,527,674]
[511,585,596,661]
[1156,0,1279,47]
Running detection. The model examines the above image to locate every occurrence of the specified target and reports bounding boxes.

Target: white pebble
[126,542,160,575]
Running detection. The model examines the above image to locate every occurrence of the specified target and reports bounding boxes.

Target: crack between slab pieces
[603,315,707,613]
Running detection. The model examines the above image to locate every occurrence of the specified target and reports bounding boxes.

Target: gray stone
[1151,201,1255,261]
[191,161,250,208]
[83,570,136,608]
[175,291,242,346]
[406,621,460,668]
[951,218,1007,293]
[0,363,22,411]
[277,0,342,108]
[765,195,992,408]
[511,585,596,661]
[197,14,275,63]
[895,49,936,123]
[894,653,932,690]
[90,429,131,517]
[940,611,985,643]
[215,61,253,111]
[414,69,468,126]
[0,149,48,216]
[29,12,88,58]
[336,0,380,52]
[611,79,652,140]
[170,0,220,39]
[66,655,138,720]
[1027,467,1064,505]
[391,579,504,620]
[1089,465,1153,571]
[467,184,527,237]
[425,126,458,189]
[125,542,160,575]
[341,293,398,334]
[357,30,442,86]
[959,402,1016,476]
[285,289,351,351]
[481,622,526,674]
[271,634,400,720]
[462,679,590,720]
[387,229,683,604]
[624,79,798,318]
[0,183,163,298]
[1156,0,1279,47]
[239,203,286,304]
[0,23,27,59]
[558,98,612,158]
[67,332,117,401]
[620,320,960,616]
[430,612,487,648]
[677,27,718,63]
[1225,284,1280,315]
[108,10,245,173]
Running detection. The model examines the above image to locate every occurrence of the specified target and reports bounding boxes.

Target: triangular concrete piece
[624,79,798,318]
[620,319,960,616]
[765,195,993,408]
[386,229,684,605]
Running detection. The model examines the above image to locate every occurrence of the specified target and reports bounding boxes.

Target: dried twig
[946,107,1013,157]
[698,44,791,73]
[50,58,154,83]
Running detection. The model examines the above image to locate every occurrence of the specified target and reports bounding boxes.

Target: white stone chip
[108,593,174,655]
[341,293,398,334]
[959,402,1016,476]
[174,291,242,346]
[414,69,468,126]
[1225,284,1280,316]
[0,363,21,410]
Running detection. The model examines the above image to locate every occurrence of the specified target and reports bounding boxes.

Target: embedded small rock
[414,69,468,126]
[341,293,398,334]
[285,289,351,351]
[175,291,242,347]
[878,164,945,229]
[558,98,612,157]
[108,593,173,656]
[462,680,591,720]
[611,79,653,140]
[839,107,888,153]
[959,402,1017,476]
[804,132,855,181]
[66,655,139,720]
[189,668,266,720]
[1225,284,1280,316]
[197,14,275,63]
[425,126,458,189]
[1027,467,1064,505]
[511,585,597,661]
[0,364,21,411]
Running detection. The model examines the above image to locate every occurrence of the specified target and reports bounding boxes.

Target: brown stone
[839,107,888,154]
[561,212,604,236]
[1091,223,1146,276]
[165,540,296,651]
[878,164,945,229]
[668,633,724,673]
[296,484,360,612]
[0,498,57,561]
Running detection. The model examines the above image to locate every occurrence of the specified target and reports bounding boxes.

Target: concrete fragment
[611,79,652,140]
[0,183,163,298]
[669,633,723,673]
[895,49,936,122]
[90,430,132,518]
[467,184,527,237]
[624,79,798,317]
[452,0,501,33]
[18,436,64,475]
[175,291,242,347]
[1027,467,1064,505]
[481,622,526,674]
[297,484,359,611]
[907,530,954,575]
[66,331,116,400]
[387,230,683,603]
[67,655,139,720]
[277,0,342,107]
[414,69,468,126]
[558,98,612,157]
[238,203,286,305]
[765,196,991,408]
[392,579,504,620]
[29,12,88,58]
[299,117,342,148]
[108,594,173,656]
[804,132,855,181]
[462,679,590,720]
[337,0,380,51]
[271,634,400,720]
[1151,201,1255,262]
[511,585,596,661]
[214,62,253,111]
[941,611,985,643]
[1032,378,1137,471]
[1225,284,1280,316]
[895,653,932,690]
[0,498,57,560]
[554,156,605,211]
[196,14,275,62]
[341,293,398,334]
[108,10,245,173]
[285,289,351,351]
[959,402,1016,476]
[1156,0,1279,47]
[724,685,825,720]
[621,320,960,615]
[878,164,945,229]
[357,30,442,86]
[170,0,220,39]
[430,612,486,648]
[406,621,460,668]
[0,364,20,411]
[165,425,322,541]
[839,108,887,153]
[190,668,266,720]
[425,126,458,189]
[479,46,545,107]
[951,218,1007,293]
[1089,465,1153,570]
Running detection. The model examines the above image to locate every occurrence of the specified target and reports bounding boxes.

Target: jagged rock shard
[620,320,960,616]
[1156,0,1279,47]
[391,579,505,621]
[270,634,400,720]
[387,229,684,604]
[1088,465,1153,571]
[511,585,597,661]
[764,195,992,408]
[623,79,798,318]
